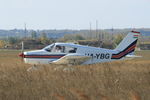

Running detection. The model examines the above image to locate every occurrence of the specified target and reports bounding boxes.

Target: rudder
[112,31,140,59]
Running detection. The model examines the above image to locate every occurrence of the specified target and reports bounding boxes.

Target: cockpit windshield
[43,43,55,52]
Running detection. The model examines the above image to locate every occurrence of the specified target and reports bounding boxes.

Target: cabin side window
[53,45,65,53]
[52,45,77,53]
[64,46,77,53]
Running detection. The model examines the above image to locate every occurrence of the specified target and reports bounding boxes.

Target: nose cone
[19,53,24,58]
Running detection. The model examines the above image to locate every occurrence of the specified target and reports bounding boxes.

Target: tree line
[0,29,149,49]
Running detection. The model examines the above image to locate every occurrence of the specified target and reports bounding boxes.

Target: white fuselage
[22,44,117,65]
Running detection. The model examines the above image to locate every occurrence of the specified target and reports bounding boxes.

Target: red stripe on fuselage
[24,55,64,58]
[112,44,136,58]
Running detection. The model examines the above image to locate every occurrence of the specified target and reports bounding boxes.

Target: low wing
[51,54,91,65]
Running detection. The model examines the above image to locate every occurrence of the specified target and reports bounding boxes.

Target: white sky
[0,0,149,29]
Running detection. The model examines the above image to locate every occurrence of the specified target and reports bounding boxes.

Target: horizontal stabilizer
[125,55,142,58]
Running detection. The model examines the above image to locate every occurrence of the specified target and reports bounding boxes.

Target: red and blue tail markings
[111,40,138,59]
[24,54,66,59]
[131,31,140,34]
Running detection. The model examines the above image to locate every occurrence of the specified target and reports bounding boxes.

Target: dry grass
[0,50,150,100]
[130,91,141,100]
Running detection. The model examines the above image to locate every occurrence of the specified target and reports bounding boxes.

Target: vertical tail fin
[112,31,140,59]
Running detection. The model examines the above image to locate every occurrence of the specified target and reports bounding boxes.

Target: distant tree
[60,34,85,42]
[40,32,49,44]
[8,37,18,45]
[31,31,37,39]
[59,34,73,42]
[74,34,85,40]
[0,40,5,48]
[114,34,123,46]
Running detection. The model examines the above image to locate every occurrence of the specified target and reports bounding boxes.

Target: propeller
[21,41,24,53]
[19,41,25,61]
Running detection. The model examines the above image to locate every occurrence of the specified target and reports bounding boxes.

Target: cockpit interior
[43,43,77,53]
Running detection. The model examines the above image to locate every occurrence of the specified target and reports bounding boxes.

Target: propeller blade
[18,41,25,62]
[21,41,24,53]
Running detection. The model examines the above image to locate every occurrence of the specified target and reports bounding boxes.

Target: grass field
[0,50,150,100]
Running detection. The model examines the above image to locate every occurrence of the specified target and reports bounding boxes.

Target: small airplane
[19,31,141,65]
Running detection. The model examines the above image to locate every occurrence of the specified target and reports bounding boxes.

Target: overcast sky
[0,0,149,29]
